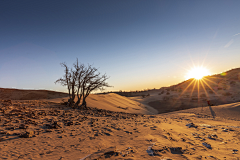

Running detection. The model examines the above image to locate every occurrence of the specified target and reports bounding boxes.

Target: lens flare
[221,72,227,76]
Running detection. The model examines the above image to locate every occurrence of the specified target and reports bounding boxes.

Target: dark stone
[64,121,73,126]
[19,131,34,138]
[202,142,212,149]
[19,124,28,129]
[170,147,183,154]
[186,123,198,128]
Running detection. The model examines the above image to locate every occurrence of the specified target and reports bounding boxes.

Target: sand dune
[0,88,68,100]
[0,88,158,115]
[45,93,158,115]
[122,68,240,114]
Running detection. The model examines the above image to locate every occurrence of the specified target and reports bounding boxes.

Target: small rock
[45,129,52,132]
[65,121,73,126]
[6,126,15,130]
[202,142,212,149]
[170,147,183,154]
[222,129,228,132]
[19,131,34,138]
[208,134,218,140]
[19,124,28,129]
[233,149,238,154]
[186,123,198,128]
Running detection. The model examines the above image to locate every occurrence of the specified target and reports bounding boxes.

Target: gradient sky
[0,0,240,93]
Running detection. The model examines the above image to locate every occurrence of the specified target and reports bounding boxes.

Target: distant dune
[0,88,157,115]
[126,68,240,114]
[0,88,68,100]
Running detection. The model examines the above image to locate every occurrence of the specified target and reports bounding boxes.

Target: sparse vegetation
[55,58,111,108]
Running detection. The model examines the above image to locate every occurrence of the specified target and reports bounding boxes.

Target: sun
[185,66,210,80]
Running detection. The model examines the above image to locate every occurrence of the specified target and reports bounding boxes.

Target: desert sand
[0,91,239,159]
[0,68,240,160]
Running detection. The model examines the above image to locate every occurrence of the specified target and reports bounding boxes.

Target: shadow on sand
[208,106,216,118]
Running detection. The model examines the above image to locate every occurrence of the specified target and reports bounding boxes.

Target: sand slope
[46,93,158,115]
[122,68,240,114]
[175,102,240,121]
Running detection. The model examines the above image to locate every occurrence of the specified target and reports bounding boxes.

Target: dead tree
[54,62,75,107]
[55,58,111,108]
[79,65,110,109]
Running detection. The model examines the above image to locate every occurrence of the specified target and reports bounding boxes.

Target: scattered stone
[181,138,186,142]
[83,146,117,160]
[233,149,238,154]
[0,131,8,135]
[146,144,155,156]
[222,129,228,132]
[65,121,73,126]
[5,126,15,131]
[19,131,34,138]
[208,134,218,140]
[19,124,28,129]
[186,123,198,128]
[75,122,81,125]
[170,147,183,154]
[202,142,212,149]
[124,131,132,134]
[45,129,52,132]
[45,122,62,129]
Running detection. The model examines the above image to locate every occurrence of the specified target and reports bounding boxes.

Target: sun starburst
[172,65,221,108]
[185,67,210,80]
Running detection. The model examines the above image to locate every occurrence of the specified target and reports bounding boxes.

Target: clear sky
[0,0,240,93]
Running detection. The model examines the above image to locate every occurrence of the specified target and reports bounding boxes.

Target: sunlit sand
[0,68,240,159]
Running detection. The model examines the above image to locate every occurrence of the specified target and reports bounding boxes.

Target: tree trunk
[74,98,80,108]
[80,98,87,109]
[66,97,74,108]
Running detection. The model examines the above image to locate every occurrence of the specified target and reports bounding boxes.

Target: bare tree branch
[55,58,111,108]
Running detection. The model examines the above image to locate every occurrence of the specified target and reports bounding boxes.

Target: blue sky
[0,0,240,92]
